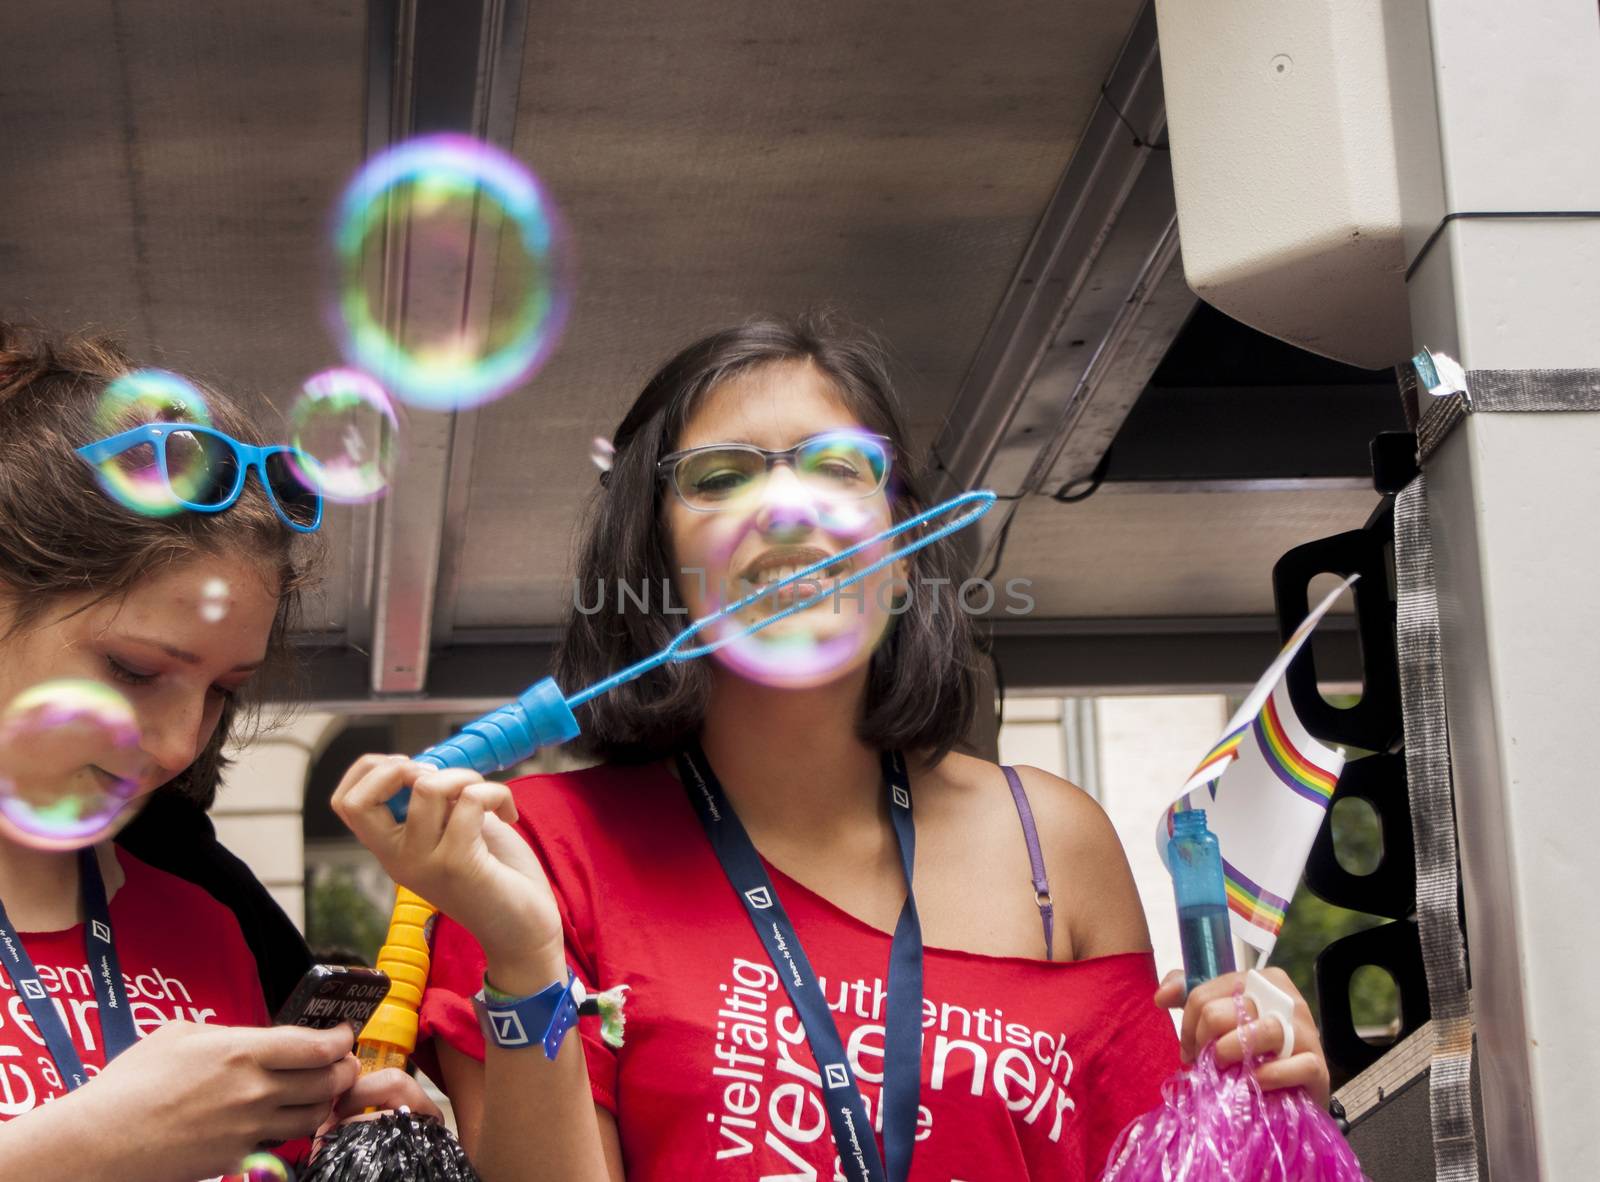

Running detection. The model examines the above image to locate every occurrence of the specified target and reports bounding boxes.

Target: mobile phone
[273,964,391,1031]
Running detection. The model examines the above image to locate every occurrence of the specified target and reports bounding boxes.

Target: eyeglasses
[657,430,893,512]
[76,422,324,533]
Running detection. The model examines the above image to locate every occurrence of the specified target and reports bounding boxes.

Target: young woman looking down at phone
[335,315,1332,1181]
[0,323,431,1182]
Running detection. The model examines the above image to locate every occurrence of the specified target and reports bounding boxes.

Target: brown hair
[0,321,317,808]
[556,311,979,766]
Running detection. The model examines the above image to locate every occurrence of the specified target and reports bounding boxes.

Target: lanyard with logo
[0,848,137,1090]
[678,744,923,1182]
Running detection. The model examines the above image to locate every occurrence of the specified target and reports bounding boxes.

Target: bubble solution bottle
[1167,809,1237,994]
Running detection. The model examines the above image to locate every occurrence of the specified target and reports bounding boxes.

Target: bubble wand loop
[569,488,996,704]
[384,488,996,820]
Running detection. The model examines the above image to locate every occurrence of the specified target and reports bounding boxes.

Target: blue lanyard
[679,746,924,1182]
[0,849,137,1089]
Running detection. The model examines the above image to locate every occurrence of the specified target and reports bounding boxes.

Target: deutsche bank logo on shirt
[892,786,910,810]
[491,1011,531,1046]
[20,979,47,1000]
[744,887,774,910]
[91,920,112,943]
[823,1062,852,1090]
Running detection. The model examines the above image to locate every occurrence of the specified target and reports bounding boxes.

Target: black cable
[1100,84,1169,151]
[1404,210,1600,281]
[980,448,1112,583]
[1050,446,1112,504]
[979,505,1018,584]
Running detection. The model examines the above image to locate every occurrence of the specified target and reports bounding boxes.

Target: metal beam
[930,0,1194,569]
[988,614,1361,695]
[352,0,529,694]
[1102,383,1407,485]
[284,616,1360,711]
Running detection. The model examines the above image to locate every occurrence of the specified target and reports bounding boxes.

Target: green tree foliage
[1272,785,1400,1036]
[305,865,390,966]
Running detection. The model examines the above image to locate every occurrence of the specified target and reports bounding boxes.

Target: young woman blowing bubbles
[0,324,433,1181]
[335,315,1331,1181]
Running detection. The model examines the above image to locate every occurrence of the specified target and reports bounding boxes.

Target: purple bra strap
[1001,766,1055,960]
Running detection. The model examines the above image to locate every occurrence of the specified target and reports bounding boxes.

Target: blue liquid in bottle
[1167,809,1237,994]
[1177,902,1234,992]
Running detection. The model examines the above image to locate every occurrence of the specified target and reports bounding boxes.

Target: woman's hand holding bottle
[1155,966,1332,1106]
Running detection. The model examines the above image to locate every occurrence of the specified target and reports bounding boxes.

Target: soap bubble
[93,368,211,436]
[231,1152,294,1182]
[198,577,232,623]
[330,133,571,411]
[692,504,897,689]
[88,370,213,517]
[0,680,150,851]
[287,368,399,503]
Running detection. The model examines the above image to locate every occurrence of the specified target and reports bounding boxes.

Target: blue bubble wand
[387,488,996,820]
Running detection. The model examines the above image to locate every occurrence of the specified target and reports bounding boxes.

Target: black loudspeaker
[1272,509,1403,753]
[1304,753,1415,921]
[1314,920,1430,1079]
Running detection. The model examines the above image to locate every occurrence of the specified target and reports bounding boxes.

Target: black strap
[0,849,138,1089]
[678,745,922,1182]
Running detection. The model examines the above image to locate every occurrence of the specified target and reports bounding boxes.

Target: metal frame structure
[1391,1,1600,1176]
[291,615,1363,714]
[929,1,1193,565]
[349,0,529,696]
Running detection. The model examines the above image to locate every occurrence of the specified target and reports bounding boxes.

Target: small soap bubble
[199,577,232,623]
[330,133,571,410]
[288,368,399,503]
[89,370,214,517]
[232,1152,294,1182]
[0,680,150,850]
[590,436,615,473]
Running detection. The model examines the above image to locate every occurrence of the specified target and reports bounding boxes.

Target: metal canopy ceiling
[0,0,1385,705]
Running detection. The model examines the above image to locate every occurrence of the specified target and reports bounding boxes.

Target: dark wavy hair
[0,321,317,809]
[556,312,979,766]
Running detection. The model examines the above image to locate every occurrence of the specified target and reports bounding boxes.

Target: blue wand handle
[388,678,580,821]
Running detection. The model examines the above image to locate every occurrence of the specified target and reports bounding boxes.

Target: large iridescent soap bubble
[88,369,213,517]
[0,680,151,850]
[330,133,570,411]
[288,368,400,503]
[689,476,899,689]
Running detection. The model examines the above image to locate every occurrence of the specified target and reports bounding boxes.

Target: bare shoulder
[916,751,1105,845]
[1007,765,1126,866]
[915,752,1152,960]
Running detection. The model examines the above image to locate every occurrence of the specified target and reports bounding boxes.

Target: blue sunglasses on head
[76,422,324,533]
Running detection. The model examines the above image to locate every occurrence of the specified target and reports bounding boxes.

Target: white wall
[213,710,343,929]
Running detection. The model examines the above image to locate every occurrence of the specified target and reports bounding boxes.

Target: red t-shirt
[422,763,1181,1181]
[0,846,300,1179]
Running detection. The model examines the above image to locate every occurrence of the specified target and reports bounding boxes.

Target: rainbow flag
[1159,576,1354,958]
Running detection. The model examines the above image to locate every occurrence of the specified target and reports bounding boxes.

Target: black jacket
[117,792,312,1016]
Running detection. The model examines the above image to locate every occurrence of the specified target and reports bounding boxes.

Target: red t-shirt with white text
[421,763,1181,1181]
[0,846,299,1179]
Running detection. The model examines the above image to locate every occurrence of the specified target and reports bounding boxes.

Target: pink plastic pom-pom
[1097,993,1368,1182]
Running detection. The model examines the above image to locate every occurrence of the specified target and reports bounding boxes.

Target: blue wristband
[473,968,582,1060]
